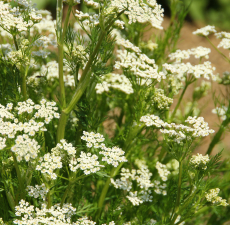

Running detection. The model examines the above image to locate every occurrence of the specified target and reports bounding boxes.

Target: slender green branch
[206,37,230,64]
[13,35,19,51]
[60,180,73,207]
[170,83,188,121]
[12,153,25,199]
[170,160,183,225]
[206,117,230,155]
[21,73,27,101]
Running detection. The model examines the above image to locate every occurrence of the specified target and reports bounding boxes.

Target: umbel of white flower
[140,115,215,143]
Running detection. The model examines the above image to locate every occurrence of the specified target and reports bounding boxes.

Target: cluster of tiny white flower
[140,115,215,143]
[110,0,164,29]
[190,153,210,170]
[112,29,141,53]
[153,88,173,110]
[153,180,167,195]
[0,1,41,34]
[28,61,75,87]
[0,99,59,141]
[81,131,127,167]
[212,105,228,121]
[168,47,211,62]
[163,61,216,81]
[205,188,229,206]
[111,162,154,206]
[155,161,171,181]
[83,0,99,9]
[26,183,49,201]
[11,134,40,162]
[36,153,62,179]
[95,73,133,95]
[114,49,166,81]
[193,25,216,36]
[14,200,93,225]
[0,137,6,150]
[70,151,104,175]
[55,139,77,156]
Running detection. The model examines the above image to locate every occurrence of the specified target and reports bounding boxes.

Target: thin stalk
[12,153,25,199]
[60,180,73,207]
[21,74,27,100]
[170,83,188,121]
[170,160,183,225]
[206,37,230,64]
[57,0,66,108]
[206,116,230,155]
[13,35,19,51]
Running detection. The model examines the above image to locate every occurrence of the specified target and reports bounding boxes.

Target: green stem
[12,153,25,199]
[170,160,183,225]
[170,83,188,121]
[21,74,27,101]
[206,37,230,64]
[13,35,19,51]
[206,113,230,155]
[56,30,106,142]
[60,180,73,207]
[56,111,68,143]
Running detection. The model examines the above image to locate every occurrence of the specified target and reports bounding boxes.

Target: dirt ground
[158,17,230,157]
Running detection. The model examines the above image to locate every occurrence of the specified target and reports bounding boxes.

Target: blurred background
[31,0,230,30]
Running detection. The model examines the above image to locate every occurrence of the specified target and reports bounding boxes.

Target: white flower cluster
[0,1,41,34]
[168,49,190,63]
[114,20,125,29]
[0,137,6,150]
[11,134,40,162]
[126,191,144,206]
[31,10,56,37]
[56,139,77,156]
[14,200,92,225]
[0,99,59,141]
[114,49,166,81]
[163,61,216,81]
[69,152,104,175]
[26,183,49,201]
[111,30,141,53]
[81,131,127,167]
[205,188,229,206]
[28,61,75,87]
[212,105,228,121]
[140,115,215,143]
[169,47,211,62]
[190,153,209,170]
[95,73,133,95]
[111,163,154,206]
[193,25,216,36]
[76,10,100,27]
[155,162,170,181]
[83,0,99,9]
[36,153,62,179]
[110,0,164,29]
[153,180,167,195]
[153,88,173,110]
[215,31,230,50]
